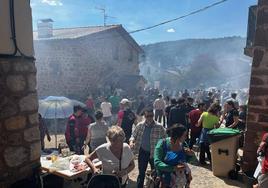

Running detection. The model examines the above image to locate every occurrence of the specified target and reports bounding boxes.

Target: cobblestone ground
[127,161,246,188]
[45,135,246,188]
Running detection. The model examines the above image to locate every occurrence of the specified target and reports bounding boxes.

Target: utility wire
[129,0,229,34]
[35,0,229,45]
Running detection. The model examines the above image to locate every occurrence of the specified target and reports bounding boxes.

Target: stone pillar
[0,57,40,187]
[243,0,268,172]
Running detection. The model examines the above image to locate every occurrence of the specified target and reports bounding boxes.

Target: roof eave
[115,26,144,54]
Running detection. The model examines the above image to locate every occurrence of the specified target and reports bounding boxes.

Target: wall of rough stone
[34,29,140,100]
[243,0,268,172]
[0,58,40,187]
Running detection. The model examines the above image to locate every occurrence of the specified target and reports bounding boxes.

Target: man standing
[182,89,190,98]
[165,98,177,128]
[100,97,112,126]
[136,96,146,123]
[65,105,83,154]
[203,92,214,110]
[109,93,120,124]
[168,97,188,128]
[230,92,239,109]
[130,108,166,188]
[118,98,136,143]
[153,94,166,124]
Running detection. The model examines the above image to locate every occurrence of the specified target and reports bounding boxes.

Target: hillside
[140,36,252,89]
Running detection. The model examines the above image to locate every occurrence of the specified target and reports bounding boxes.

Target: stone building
[33,23,144,100]
[0,1,40,187]
[243,0,268,173]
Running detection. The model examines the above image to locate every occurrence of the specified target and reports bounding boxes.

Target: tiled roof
[33,25,119,40]
[33,24,143,53]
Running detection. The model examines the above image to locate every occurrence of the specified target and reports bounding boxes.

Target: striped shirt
[130,121,166,158]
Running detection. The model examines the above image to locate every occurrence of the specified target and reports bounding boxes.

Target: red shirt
[79,116,92,138]
[86,99,94,109]
[188,109,202,133]
[258,133,268,174]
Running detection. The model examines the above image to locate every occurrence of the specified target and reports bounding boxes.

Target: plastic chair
[87,174,121,188]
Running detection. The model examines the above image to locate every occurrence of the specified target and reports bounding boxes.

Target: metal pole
[55,102,57,148]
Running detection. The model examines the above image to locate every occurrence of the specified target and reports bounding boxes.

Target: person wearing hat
[117,98,136,143]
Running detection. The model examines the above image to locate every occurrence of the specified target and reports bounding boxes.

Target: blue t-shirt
[163,139,186,165]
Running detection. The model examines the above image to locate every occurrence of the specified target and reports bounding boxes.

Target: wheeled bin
[208,128,241,177]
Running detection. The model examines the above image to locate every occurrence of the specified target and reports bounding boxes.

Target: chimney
[37,18,53,38]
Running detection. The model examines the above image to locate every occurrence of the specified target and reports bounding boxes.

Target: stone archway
[0,1,40,187]
[243,0,268,173]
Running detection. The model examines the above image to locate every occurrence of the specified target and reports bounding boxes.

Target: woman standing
[85,126,135,187]
[83,111,108,153]
[221,100,239,128]
[197,103,221,165]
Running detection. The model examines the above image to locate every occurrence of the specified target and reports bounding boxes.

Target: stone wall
[0,57,40,187]
[34,29,140,100]
[243,0,268,172]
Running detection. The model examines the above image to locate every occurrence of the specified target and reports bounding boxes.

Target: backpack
[122,109,136,129]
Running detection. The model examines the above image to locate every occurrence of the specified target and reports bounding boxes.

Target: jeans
[199,142,211,164]
[189,130,201,149]
[137,148,154,188]
[154,109,163,124]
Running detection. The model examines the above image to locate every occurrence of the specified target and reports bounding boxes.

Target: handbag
[144,169,160,188]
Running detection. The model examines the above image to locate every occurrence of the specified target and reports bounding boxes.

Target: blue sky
[31,0,257,44]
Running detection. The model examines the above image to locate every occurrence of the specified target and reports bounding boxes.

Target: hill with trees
[140,36,251,89]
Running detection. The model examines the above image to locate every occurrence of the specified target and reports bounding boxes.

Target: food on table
[50,158,70,170]
[70,155,82,165]
[70,155,88,172]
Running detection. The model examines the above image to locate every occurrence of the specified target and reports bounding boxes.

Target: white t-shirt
[101,102,112,117]
[95,143,134,184]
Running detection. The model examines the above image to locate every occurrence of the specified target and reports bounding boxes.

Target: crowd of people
[39,87,252,187]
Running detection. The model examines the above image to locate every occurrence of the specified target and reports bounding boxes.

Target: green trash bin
[208,128,241,177]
